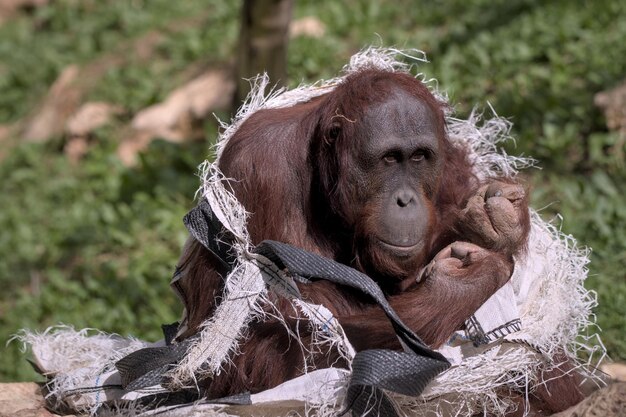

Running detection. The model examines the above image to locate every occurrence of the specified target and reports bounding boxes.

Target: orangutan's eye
[411,150,427,162]
[383,153,400,163]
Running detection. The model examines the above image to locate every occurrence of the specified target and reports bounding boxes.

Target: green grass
[0,138,203,381]
[1,0,624,381]
[530,171,626,358]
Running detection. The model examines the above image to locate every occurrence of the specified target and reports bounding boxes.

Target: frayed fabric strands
[167,165,269,388]
[17,47,605,417]
[169,164,357,391]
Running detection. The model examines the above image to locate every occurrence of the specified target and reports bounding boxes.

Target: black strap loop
[116,337,195,390]
[183,198,236,270]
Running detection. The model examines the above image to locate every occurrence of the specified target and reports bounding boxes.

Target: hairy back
[218,98,326,254]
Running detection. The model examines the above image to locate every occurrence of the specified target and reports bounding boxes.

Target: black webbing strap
[183,198,236,270]
[255,240,447,361]
[255,240,450,417]
[115,199,450,416]
[115,337,195,391]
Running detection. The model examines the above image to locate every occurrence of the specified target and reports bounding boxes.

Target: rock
[64,101,123,161]
[66,102,123,138]
[64,136,89,163]
[594,79,626,161]
[17,59,232,163]
[130,69,234,142]
[289,16,326,38]
[187,71,234,119]
[602,362,626,382]
[595,81,626,133]
[552,381,626,417]
[22,65,82,143]
[64,101,123,162]
[116,130,154,166]
[0,382,66,417]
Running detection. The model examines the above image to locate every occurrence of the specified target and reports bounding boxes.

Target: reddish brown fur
[175,69,578,413]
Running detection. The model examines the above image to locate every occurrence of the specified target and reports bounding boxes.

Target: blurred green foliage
[0,136,205,380]
[1,0,624,381]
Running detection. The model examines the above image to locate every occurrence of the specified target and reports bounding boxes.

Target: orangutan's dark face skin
[355,91,442,260]
[341,89,444,277]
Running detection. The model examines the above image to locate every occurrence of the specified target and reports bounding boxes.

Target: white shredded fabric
[166,162,354,389]
[16,47,605,417]
[166,164,268,388]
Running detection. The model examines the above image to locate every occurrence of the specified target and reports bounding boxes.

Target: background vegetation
[1,0,624,381]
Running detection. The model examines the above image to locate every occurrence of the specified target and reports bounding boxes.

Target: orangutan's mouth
[378,239,421,256]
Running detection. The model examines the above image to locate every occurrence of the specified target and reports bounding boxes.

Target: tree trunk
[233,0,293,113]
